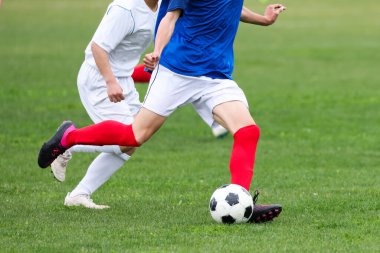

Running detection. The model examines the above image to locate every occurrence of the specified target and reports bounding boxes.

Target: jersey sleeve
[167,0,189,12]
[92,6,135,53]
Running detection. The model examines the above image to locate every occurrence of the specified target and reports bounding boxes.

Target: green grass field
[1,0,379,252]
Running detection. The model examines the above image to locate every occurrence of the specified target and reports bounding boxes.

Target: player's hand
[106,80,125,103]
[143,52,160,71]
[264,4,286,25]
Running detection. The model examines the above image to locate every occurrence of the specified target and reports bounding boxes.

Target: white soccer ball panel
[215,200,233,217]
[211,187,229,202]
[228,203,245,220]
[210,210,222,223]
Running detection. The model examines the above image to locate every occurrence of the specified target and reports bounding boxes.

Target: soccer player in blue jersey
[39,0,286,223]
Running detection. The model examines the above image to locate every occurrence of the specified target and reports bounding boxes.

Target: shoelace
[252,190,260,205]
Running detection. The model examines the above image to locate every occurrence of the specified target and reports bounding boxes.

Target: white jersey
[84,0,157,77]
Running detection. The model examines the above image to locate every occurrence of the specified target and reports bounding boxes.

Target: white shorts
[143,65,249,128]
[77,62,141,124]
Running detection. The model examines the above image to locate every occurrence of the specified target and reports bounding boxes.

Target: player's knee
[134,128,154,145]
[234,125,260,142]
[120,146,136,155]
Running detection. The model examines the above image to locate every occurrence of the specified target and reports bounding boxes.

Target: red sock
[131,64,151,83]
[230,125,260,191]
[66,120,139,148]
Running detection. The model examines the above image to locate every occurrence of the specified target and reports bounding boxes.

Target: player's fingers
[273,4,286,12]
[151,52,160,61]
[143,56,152,66]
[276,7,286,14]
[278,5,286,12]
[143,58,154,68]
[109,93,119,103]
[145,53,152,60]
[144,61,155,71]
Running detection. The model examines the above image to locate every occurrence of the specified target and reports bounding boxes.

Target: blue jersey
[158,0,244,79]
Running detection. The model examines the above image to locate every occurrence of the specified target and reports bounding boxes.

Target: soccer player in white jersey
[39,0,286,223]
[50,0,159,209]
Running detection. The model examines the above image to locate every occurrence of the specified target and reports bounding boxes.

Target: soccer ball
[209,184,254,224]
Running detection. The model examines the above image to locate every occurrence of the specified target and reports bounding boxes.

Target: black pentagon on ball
[219,184,229,189]
[221,215,236,224]
[210,197,217,211]
[244,205,253,218]
[225,193,239,206]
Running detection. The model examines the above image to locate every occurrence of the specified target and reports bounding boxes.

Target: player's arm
[144,9,182,70]
[154,10,181,57]
[240,4,286,26]
[91,42,124,103]
[90,6,134,102]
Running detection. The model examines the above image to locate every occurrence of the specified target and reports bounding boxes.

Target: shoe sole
[64,203,110,210]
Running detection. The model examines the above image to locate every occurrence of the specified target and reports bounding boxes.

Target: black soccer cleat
[38,121,76,169]
[248,190,282,223]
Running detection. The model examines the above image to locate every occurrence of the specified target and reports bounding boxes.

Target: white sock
[69,145,122,154]
[69,152,130,197]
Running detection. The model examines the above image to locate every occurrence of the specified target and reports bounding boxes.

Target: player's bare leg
[213,102,255,133]
[132,107,167,144]
[213,101,282,223]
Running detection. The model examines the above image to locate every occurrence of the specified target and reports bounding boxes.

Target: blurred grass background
[0,0,379,252]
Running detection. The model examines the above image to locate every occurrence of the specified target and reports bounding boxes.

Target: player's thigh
[142,64,199,117]
[132,107,167,144]
[213,101,255,134]
[193,79,251,132]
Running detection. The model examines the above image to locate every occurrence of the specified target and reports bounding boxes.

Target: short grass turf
[0,0,379,252]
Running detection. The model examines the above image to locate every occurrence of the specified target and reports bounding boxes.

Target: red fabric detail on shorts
[230,125,260,191]
[131,64,151,83]
[66,120,140,147]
